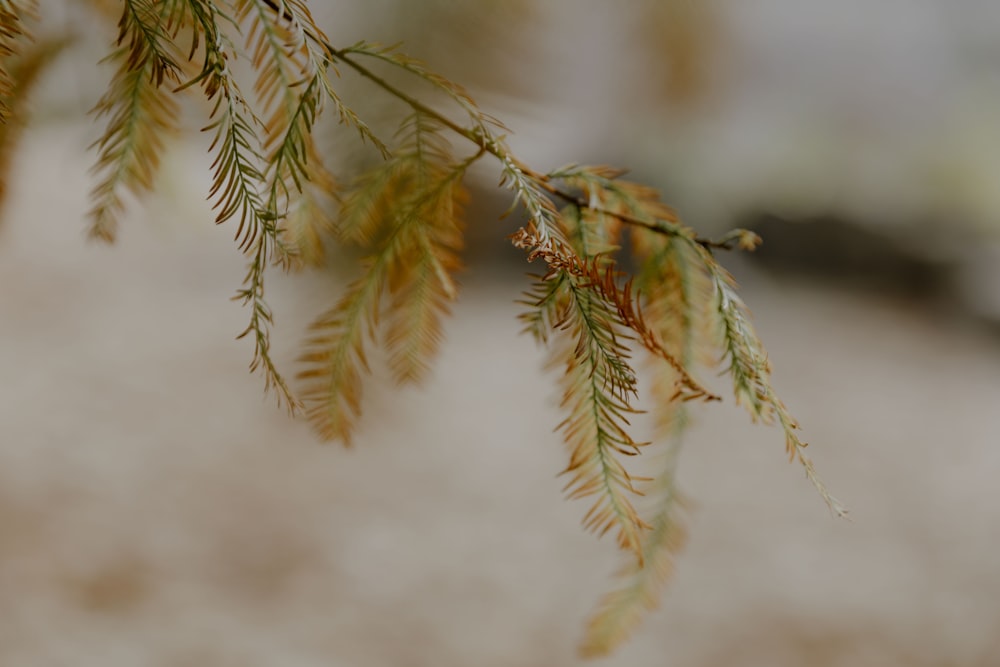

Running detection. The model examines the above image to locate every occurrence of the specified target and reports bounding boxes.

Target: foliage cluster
[0,0,846,656]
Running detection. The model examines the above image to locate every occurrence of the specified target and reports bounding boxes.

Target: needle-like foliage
[580,229,704,657]
[87,0,189,242]
[299,112,470,442]
[0,2,847,658]
[703,250,848,517]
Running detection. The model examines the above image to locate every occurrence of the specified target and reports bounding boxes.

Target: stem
[258,0,738,251]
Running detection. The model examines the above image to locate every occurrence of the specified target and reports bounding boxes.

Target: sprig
[580,229,706,657]
[0,0,38,125]
[700,248,848,517]
[87,0,189,241]
[0,27,68,214]
[299,113,474,441]
[7,3,850,657]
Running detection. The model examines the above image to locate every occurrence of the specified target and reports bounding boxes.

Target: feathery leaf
[579,439,689,658]
[234,0,337,255]
[299,113,473,441]
[581,230,707,657]
[87,0,188,242]
[298,253,386,444]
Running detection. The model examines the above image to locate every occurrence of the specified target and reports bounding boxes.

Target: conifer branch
[4,4,848,656]
[516,215,653,561]
[546,163,762,251]
[298,251,385,444]
[179,0,300,411]
[581,231,706,657]
[299,113,475,441]
[246,22,569,247]
[236,0,338,241]
[235,239,303,411]
[579,434,689,658]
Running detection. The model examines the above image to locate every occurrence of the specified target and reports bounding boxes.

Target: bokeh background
[2,1,1000,665]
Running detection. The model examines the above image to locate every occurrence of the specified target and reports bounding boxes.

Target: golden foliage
[299,113,470,442]
[580,228,705,657]
[702,251,848,518]
[0,2,847,657]
[514,164,845,655]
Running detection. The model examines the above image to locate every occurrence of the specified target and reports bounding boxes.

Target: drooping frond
[341,41,502,134]
[87,0,188,241]
[593,264,715,403]
[381,114,468,384]
[514,216,714,405]
[498,150,565,246]
[156,0,299,410]
[329,41,565,250]
[579,437,690,658]
[234,242,303,411]
[553,274,650,557]
[298,254,386,444]
[233,0,338,257]
[182,0,326,408]
[299,113,474,441]
[515,219,650,560]
[699,247,848,517]
[181,0,265,240]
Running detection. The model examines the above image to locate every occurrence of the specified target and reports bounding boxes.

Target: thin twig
[256,0,743,252]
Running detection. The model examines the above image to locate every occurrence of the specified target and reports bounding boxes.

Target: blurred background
[2,1,1000,665]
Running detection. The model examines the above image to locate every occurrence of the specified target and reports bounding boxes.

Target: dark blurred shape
[744,212,951,298]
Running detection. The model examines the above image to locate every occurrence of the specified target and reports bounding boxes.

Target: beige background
[1,124,999,666]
